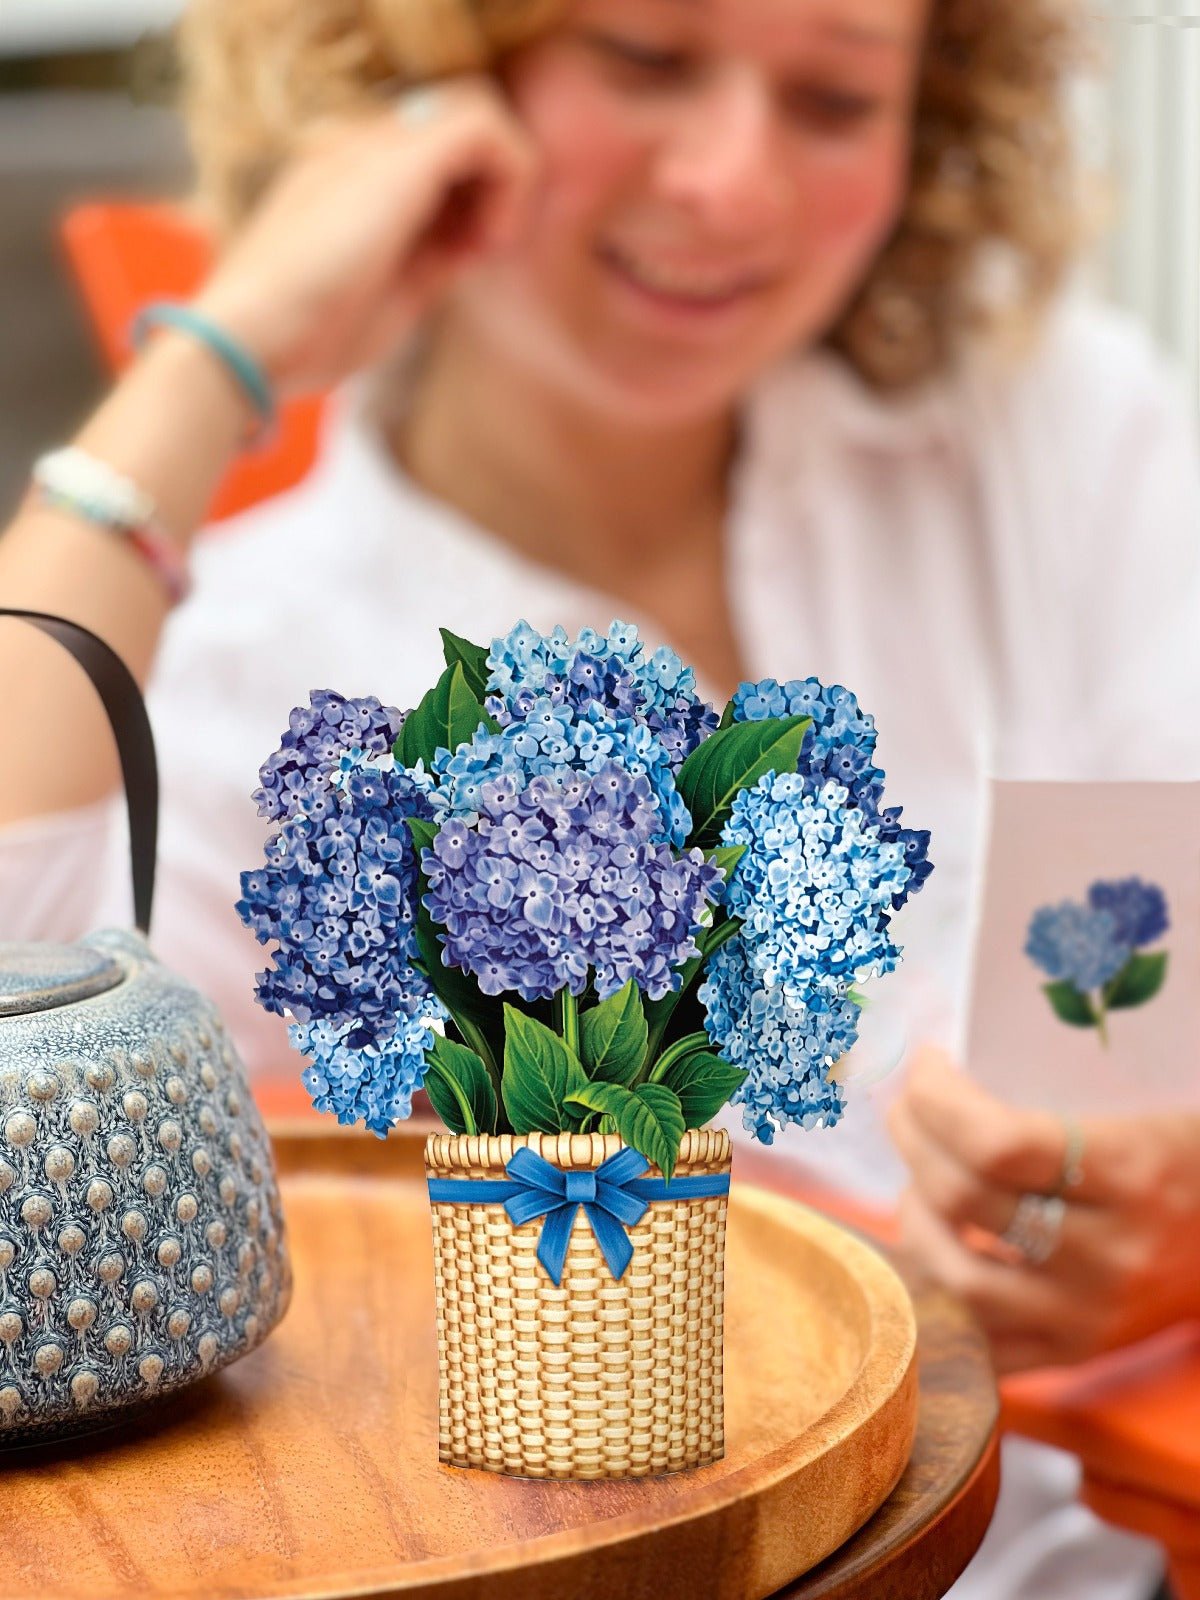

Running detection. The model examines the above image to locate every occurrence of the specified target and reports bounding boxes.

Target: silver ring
[1001,1193,1067,1265]
[394,86,442,127]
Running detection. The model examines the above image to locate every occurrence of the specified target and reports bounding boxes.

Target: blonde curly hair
[179,0,1087,390]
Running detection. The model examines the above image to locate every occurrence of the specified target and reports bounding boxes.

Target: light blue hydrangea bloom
[1025,902,1130,992]
[700,938,857,1139]
[291,1010,442,1136]
[485,618,718,770]
[700,771,913,1142]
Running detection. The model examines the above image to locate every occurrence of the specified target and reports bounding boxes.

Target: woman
[1,0,1198,1592]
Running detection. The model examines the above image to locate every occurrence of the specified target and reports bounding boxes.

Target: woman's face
[455,0,930,424]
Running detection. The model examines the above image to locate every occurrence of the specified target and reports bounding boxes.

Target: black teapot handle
[1,610,157,934]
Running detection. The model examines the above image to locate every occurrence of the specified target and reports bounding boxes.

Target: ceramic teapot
[0,611,291,1444]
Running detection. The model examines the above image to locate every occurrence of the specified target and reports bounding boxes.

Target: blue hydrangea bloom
[422,762,723,1003]
[485,618,718,770]
[1087,877,1169,949]
[699,772,913,1142]
[429,693,692,848]
[732,676,932,911]
[700,938,856,1139]
[1025,902,1130,992]
[237,740,444,1134]
[252,689,404,822]
[717,773,913,990]
[291,1012,441,1134]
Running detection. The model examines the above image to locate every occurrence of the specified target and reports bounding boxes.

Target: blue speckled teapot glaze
[0,929,291,1444]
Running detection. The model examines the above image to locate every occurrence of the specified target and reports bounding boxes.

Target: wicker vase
[425,1128,730,1479]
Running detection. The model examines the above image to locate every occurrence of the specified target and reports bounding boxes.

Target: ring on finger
[395,85,443,127]
[1000,1192,1067,1265]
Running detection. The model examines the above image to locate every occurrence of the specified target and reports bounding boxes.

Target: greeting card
[965,780,1200,1117]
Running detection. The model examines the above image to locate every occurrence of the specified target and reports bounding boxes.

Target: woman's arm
[0,333,252,824]
[0,77,535,827]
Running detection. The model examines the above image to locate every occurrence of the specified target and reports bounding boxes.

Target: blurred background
[1,0,1198,519]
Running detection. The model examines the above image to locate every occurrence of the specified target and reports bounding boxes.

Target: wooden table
[777,1282,999,1599]
[736,1139,1200,1599]
[0,1107,999,1600]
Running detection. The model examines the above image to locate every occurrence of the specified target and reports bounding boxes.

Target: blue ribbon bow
[427,1145,730,1286]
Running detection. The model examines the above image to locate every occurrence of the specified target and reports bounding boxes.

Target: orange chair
[734,1143,1200,1598]
[59,201,327,522]
[59,197,1200,1592]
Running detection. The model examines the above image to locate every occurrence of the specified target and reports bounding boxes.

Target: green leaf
[393,662,496,770]
[579,979,648,1087]
[642,913,743,1064]
[413,907,492,1029]
[404,816,439,858]
[718,699,736,730]
[423,1034,498,1136]
[656,1049,747,1130]
[563,1081,686,1182]
[1042,981,1097,1029]
[439,627,492,703]
[706,843,746,889]
[676,715,810,847]
[643,958,701,1063]
[1103,950,1168,1010]
[501,1006,589,1134]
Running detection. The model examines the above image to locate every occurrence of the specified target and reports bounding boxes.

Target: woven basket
[425,1128,731,1479]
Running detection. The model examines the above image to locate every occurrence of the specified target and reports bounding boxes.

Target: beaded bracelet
[31,447,191,607]
[130,301,276,444]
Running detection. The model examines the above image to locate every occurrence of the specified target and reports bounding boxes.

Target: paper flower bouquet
[238,620,931,1478]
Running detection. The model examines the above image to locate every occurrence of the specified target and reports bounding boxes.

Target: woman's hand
[886,1047,1200,1375]
[193,77,539,396]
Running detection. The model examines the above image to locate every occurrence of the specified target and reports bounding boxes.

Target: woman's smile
[595,238,775,326]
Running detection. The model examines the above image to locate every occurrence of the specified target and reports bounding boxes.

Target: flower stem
[642,914,744,1068]
[426,1054,478,1136]
[457,1015,501,1101]
[648,1030,710,1084]
[559,988,580,1059]
[702,917,743,959]
[1094,993,1110,1049]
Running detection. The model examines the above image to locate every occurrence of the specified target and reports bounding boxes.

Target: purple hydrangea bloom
[1025,902,1130,992]
[430,694,692,848]
[237,755,444,1135]
[422,762,723,1003]
[251,689,404,822]
[485,618,718,770]
[1087,877,1169,949]
[699,772,913,1142]
[732,676,931,910]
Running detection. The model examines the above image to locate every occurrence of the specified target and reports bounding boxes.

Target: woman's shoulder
[960,297,1193,450]
[747,296,1192,471]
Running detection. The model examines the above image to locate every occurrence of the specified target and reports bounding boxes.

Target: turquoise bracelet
[130,301,276,441]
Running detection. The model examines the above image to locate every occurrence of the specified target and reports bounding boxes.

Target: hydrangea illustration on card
[1025,877,1170,1046]
[238,621,931,1477]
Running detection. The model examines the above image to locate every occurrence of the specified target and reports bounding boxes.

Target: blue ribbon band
[427,1145,730,1286]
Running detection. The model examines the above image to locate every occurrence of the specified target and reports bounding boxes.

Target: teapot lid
[0,942,125,1018]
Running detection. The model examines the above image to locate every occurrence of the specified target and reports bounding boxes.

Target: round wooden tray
[3,1125,926,1599]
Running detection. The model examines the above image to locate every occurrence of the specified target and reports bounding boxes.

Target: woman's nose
[651,67,792,237]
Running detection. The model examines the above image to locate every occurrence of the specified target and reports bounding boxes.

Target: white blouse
[3,297,1197,1600]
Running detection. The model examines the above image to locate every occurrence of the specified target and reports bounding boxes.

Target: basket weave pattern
[425,1129,730,1479]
